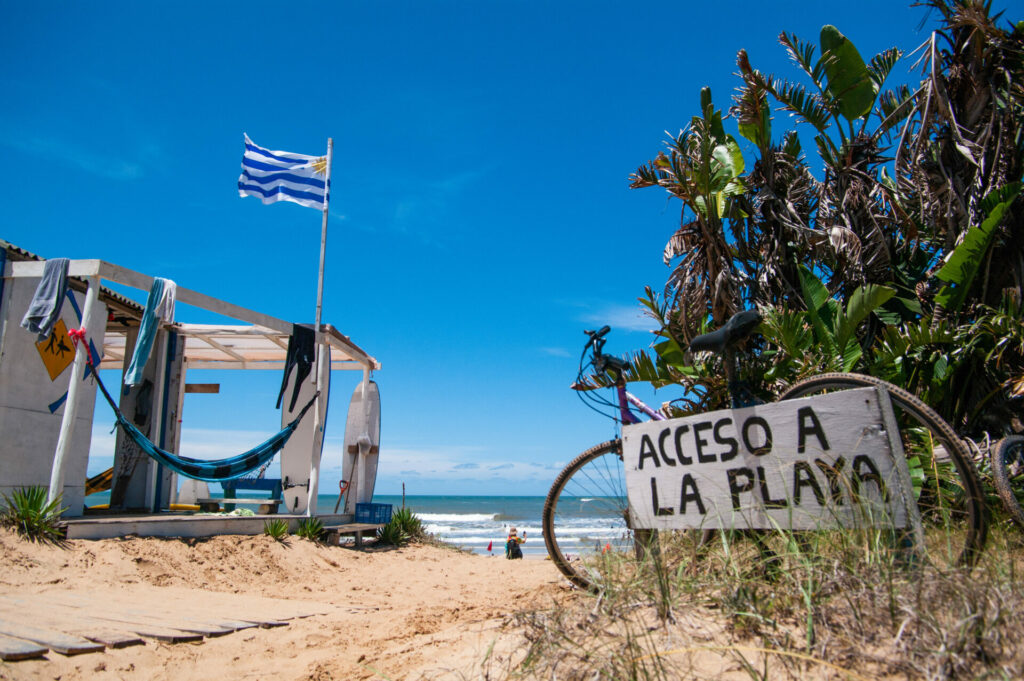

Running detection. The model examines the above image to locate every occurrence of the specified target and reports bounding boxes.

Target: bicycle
[542,310,988,592]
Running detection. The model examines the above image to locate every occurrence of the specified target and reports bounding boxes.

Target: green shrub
[376,518,410,546]
[1,486,65,543]
[263,518,289,541]
[296,517,325,541]
[390,506,423,538]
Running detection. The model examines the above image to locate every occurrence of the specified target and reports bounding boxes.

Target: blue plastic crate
[355,502,392,524]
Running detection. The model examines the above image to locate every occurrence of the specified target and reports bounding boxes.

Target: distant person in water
[506,527,525,559]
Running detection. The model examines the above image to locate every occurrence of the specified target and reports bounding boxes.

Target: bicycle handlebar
[580,326,628,380]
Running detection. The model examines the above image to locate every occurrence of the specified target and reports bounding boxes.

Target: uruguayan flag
[238,134,329,210]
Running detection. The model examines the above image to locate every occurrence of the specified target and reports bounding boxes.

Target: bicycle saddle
[689,309,762,354]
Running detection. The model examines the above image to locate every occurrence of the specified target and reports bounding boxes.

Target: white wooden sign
[622,387,923,533]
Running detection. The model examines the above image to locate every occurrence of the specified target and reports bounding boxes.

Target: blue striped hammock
[93,368,318,483]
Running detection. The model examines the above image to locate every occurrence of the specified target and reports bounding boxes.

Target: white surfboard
[279,347,330,514]
[342,380,381,515]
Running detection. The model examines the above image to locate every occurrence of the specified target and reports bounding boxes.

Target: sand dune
[0,529,568,680]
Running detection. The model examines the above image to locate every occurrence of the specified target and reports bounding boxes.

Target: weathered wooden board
[0,587,331,659]
[0,633,48,661]
[622,387,922,533]
[15,589,321,627]
[0,603,143,649]
[0,618,104,655]
[1,594,222,643]
[0,599,202,645]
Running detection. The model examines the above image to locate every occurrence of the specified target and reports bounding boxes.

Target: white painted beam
[48,275,100,507]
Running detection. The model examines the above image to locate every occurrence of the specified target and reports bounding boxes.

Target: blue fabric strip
[48,392,67,414]
[239,166,326,189]
[238,182,326,204]
[64,287,81,319]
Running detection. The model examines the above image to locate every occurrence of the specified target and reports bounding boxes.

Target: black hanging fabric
[276,323,315,410]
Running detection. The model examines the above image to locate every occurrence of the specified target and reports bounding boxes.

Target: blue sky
[3,1,1014,496]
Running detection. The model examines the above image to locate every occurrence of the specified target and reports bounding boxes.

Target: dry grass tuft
[509,525,1024,680]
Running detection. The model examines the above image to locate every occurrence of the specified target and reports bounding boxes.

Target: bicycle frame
[609,346,748,426]
[616,381,665,425]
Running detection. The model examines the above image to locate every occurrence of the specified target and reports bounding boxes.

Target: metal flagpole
[308,137,333,515]
[314,137,333,366]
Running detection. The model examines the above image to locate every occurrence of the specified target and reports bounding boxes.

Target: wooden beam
[265,334,289,351]
[193,334,247,363]
[5,259,102,278]
[185,360,366,371]
[95,261,293,335]
[185,383,220,394]
[322,324,379,370]
[174,324,289,337]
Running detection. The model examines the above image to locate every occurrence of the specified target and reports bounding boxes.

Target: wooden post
[48,275,100,508]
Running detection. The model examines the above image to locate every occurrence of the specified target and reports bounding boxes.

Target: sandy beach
[0,529,568,681]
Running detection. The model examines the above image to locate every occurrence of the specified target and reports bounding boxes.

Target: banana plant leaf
[820,25,876,122]
[934,182,1022,313]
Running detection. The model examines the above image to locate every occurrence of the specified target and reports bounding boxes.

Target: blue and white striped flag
[238,134,329,211]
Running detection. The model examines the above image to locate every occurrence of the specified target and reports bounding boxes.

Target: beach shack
[0,240,381,539]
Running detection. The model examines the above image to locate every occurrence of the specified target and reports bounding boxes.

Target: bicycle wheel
[779,372,987,567]
[543,440,713,591]
[543,440,637,590]
[991,435,1024,529]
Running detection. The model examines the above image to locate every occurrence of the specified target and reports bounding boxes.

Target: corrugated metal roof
[1,239,144,324]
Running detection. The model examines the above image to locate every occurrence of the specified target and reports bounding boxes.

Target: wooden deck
[65,512,356,540]
[0,590,327,661]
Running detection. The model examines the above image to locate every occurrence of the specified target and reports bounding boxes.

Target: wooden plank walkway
[0,589,329,661]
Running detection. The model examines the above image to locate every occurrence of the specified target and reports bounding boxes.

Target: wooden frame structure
[2,255,379,529]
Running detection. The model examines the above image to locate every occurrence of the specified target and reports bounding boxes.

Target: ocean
[83,492,625,559]
[376,495,551,557]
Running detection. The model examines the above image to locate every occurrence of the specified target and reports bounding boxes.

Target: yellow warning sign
[35,319,75,381]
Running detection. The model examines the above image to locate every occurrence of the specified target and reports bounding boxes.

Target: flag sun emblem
[311,156,328,176]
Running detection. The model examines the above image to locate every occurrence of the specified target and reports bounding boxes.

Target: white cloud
[0,132,146,181]
[579,303,656,334]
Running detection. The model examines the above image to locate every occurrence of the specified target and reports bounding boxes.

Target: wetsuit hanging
[276,323,315,410]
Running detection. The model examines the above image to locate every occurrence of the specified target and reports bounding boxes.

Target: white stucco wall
[0,274,107,516]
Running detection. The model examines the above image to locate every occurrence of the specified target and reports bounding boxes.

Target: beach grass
[262,518,289,542]
[1,486,66,544]
[513,522,1024,680]
[296,517,325,541]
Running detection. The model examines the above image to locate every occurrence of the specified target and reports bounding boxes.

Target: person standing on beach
[506,527,525,559]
